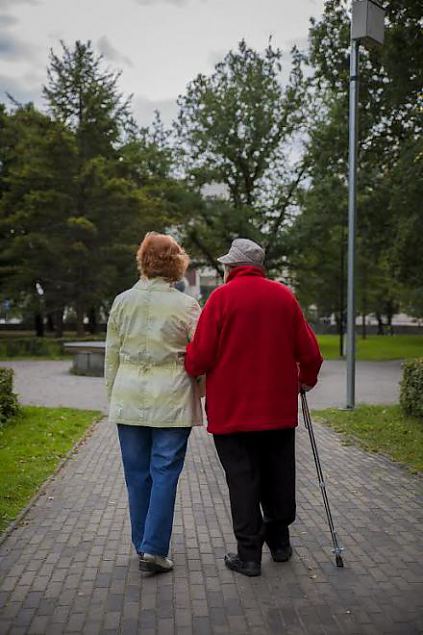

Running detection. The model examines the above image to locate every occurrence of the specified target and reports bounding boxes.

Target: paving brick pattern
[0,417,422,634]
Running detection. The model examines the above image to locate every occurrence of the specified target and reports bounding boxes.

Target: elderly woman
[105,232,202,573]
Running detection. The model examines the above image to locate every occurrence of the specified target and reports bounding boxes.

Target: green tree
[390,136,423,319]
[1,43,184,336]
[42,41,134,331]
[291,0,422,333]
[0,104,78,336]
[288,168,348,351]
[175,39,307,274]
[42,41,183,333]
[43,40,133,158]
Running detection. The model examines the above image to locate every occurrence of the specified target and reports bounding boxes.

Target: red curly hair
[136,232,190,282]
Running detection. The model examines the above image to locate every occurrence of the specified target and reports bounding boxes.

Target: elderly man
[185,238,323,577]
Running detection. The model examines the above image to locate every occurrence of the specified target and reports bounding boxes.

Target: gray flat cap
[217,238,265,266]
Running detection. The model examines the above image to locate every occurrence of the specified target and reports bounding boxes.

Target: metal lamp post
[346,0,385,409]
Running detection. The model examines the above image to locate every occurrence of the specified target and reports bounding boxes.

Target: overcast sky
[0,0,325,127]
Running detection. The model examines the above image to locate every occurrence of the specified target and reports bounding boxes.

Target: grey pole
[346,39,360,409]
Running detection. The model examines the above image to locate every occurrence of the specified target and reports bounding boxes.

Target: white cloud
[0,14,18,27]
[0,0,325,126]
[0,0,39,7]
[0,0,41,62]
[0,72,42,106]
[283,36,309,52]
[133,94,178,127]
[133,0,189,6]
[97,36,133,68]
[208,49,228,68]
[0,32,39,60]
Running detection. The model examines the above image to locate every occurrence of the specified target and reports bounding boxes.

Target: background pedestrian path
[0,359,402,412]
[1,410,422,634]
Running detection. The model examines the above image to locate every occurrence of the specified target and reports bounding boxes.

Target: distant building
[176,267,222,303]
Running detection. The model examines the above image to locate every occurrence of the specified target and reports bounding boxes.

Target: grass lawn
[0,406,102,534]
[317,334,423,361]
[313,405,423,473]
[0,331,421,361]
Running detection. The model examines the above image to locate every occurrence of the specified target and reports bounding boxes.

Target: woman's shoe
[139,553,174,573]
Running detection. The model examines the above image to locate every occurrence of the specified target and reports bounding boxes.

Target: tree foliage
[0,42,185,335]
[290,0,423,326]
[175,39,307,273]
[1,7,421,337]
[43,40,134,156]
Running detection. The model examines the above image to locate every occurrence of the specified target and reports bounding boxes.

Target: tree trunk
[76,305,85,337]
[386,301,395,335]
[339,231,345,357]
[88,307,97,334]
[54,308,64,338]
[376,312,384,335]
[34,312,44,337]
[361,282,367,339]
[335,312,344,357]
[47,313,55,332]
[387,313,394,336]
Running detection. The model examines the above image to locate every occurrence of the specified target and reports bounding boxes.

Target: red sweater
[185,266,323,435]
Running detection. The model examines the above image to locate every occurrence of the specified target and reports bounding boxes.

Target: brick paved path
[1,415,422,634]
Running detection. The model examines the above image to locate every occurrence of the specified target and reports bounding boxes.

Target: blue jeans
[117,424,191,557]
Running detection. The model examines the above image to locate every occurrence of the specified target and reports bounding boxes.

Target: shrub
[0,338,64,358]
[0,336,105,359]
[400,358,423,418]
[0,368,20,425]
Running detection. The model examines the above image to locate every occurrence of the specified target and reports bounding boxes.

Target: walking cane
[300,389,344,567]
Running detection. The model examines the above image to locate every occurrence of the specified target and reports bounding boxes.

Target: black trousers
[214,427,296,564]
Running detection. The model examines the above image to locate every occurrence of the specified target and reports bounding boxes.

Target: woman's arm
[105,303,121,401]
[185,299,206,396]
[185,291,221,377]
[187,299,202,342]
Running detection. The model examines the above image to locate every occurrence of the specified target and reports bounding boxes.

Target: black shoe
[224,553,261,577]
[270,544,293,562]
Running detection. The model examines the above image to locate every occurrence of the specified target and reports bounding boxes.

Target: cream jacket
[105,277,202,427]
